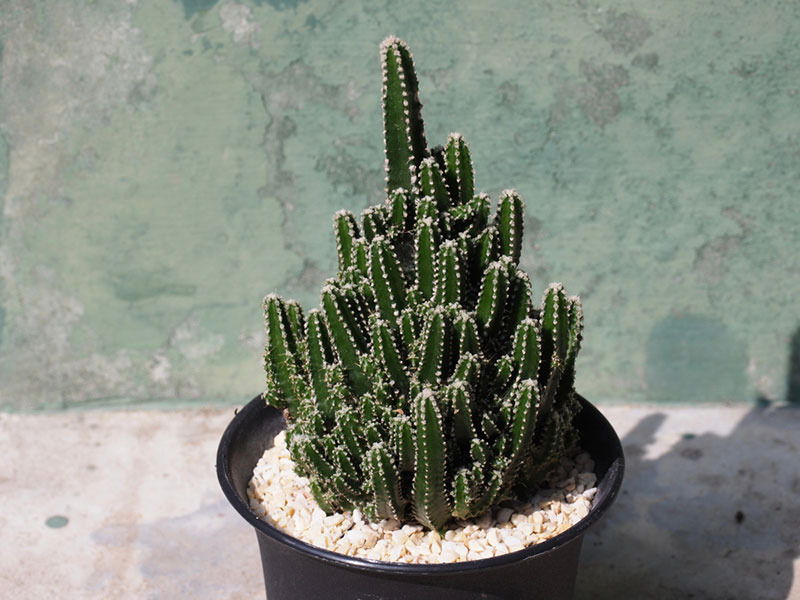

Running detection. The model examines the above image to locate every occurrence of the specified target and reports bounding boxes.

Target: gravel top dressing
[248,431,597,564]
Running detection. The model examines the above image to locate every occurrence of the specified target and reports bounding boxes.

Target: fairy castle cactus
[262,37,584,531]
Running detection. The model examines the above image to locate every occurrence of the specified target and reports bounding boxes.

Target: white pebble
[247,432,597,564]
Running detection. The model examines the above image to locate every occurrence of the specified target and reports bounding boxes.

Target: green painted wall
[0,0,797,410]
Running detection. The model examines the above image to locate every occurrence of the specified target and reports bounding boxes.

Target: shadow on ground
[136,497,262,600]
[575,406,800,600]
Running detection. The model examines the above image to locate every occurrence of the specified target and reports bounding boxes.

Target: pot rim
[216,393,624,575]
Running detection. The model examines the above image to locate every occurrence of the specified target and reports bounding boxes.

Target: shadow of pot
[217,394,624,600]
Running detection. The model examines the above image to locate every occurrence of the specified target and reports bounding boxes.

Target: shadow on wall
[646,314,749,404]
[574,407,800,599]
[787,326,800,405]
[647,315,800,405]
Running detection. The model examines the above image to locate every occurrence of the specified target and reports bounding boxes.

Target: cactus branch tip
[380,35,410,51]
[263,292,281,303]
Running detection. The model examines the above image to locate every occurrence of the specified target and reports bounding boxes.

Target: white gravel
[248,431,597,564]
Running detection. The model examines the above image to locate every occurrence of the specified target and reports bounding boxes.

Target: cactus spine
[262,37,584,531]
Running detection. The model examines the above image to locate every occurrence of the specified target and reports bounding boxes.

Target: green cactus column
[261,37,584,531]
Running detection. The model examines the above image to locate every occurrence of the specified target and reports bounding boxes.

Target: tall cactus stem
[381,36,428,194]
[495,190,524,265]
[444,133,475,205]
[413,389,452,531]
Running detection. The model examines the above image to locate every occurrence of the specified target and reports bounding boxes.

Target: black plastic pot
[217,394,624,600]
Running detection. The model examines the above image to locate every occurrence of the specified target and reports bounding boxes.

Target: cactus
[262,36,584,532]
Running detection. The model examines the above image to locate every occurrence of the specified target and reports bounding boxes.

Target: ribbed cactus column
[260,37,584,532]
[381,36,428,195]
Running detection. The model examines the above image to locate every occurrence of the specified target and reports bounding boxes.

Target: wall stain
[577,61,630,127]
[314,143,380,198]
[258,0,309,10]
[177,0,219,20]
[631,52,659,71]
[254,57,380,302]
[600,9,652,55]
[693,206,749,286]
[111,270,197,302]
[498,80,521,107]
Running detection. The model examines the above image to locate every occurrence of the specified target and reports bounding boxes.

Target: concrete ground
[2,403,798,599]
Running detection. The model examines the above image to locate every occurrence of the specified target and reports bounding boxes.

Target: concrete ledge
[2,404,799,599]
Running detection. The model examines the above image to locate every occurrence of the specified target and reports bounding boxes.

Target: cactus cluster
[262,37,584,531]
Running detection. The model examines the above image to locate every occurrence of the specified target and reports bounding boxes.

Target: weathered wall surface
[0,0,797,410]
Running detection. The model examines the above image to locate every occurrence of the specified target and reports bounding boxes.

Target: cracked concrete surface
[1,404,798,598]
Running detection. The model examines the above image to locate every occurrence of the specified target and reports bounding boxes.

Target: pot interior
[218,393,624,565]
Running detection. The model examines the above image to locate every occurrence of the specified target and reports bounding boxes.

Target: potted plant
[217,37,624,600]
